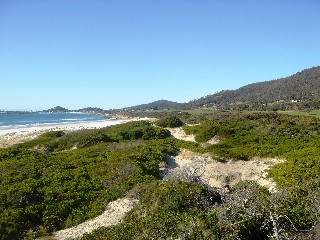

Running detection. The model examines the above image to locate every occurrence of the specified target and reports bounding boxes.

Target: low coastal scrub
[0,121,177,239]
[0,113,319,239]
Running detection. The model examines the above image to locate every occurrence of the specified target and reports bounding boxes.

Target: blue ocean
[0,113,106,129]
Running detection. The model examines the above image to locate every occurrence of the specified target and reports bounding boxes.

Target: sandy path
[52,197,138,240]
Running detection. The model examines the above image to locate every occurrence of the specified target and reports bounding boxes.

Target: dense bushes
[155,115,184,128]
[0,121,177,239]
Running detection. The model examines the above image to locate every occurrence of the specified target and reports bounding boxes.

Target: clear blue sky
[1,0,320,111]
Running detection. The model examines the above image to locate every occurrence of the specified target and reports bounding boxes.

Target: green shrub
[155,116,184,128]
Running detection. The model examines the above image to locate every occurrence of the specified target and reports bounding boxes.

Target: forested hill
[122,100,181,111]
[185,66,320,111]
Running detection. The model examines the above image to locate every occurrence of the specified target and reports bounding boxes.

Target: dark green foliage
[0,121,176,239]
[155,115,184,128]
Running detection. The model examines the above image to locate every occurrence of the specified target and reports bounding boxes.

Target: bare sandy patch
[164,149,284,192]
[166,127,220,147]
[51,197,138,240]
[166,127,196,142]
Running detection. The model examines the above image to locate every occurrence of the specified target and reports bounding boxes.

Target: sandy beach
[0,119,136,148]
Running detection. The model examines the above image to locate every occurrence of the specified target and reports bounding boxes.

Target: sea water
[0,113,106,129]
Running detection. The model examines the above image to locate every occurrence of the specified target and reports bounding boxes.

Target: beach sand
[0,118,138,148]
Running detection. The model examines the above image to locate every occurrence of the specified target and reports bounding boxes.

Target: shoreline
[0,118,140,148]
